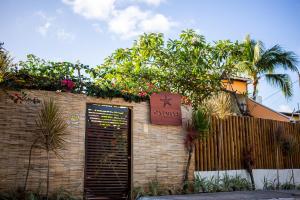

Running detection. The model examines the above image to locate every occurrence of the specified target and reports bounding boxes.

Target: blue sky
[1,0,300,112]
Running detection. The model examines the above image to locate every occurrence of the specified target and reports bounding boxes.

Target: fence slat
[195,116,300,171]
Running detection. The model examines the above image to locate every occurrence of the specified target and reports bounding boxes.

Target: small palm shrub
[183,107,211,191]
[35,99,68,199]
[193,174,251,193]
[263,177,278,190]
[147,179,170,196]
[0,187,78,200]
[281,182,296,190]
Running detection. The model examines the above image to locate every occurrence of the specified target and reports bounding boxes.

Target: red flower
[61,79,75,91]
[138,91,147,97]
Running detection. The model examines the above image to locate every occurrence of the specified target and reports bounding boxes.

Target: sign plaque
[150,92,182,125]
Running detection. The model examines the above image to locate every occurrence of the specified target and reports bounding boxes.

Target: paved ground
[139,190,300,200]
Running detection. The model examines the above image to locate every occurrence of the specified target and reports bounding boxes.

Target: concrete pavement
[139,190,300,200]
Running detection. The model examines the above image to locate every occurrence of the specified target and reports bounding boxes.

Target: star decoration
[160,95,172,107]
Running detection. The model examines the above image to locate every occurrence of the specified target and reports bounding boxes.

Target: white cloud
[62,0,116,20]
[108,6,148,38]
[35,11,55,36]
[37,22,51,36]
[135,0,165,6]
[278,104,293,113]
[140,13,175,33]
[35,10,75,41]
[56,29,75,40]
[62,0,176,39]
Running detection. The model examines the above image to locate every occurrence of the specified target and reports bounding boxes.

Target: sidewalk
[139,190,300,200]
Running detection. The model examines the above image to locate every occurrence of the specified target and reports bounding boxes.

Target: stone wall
[0,90,193,197]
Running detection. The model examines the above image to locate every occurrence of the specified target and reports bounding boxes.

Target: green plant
[221,173,233,192]
[143,179,171,196]
[183,107,211,191]
[34,99,68,199]
[263,177,278,190]
[193,175,207,193]
[49,187,78,200]
[193,174,251,193]
[0,187,78,200]
[148,179,160,196]
[95,30,241,108]
[0,42,15,84]
[237,35,299,100]
[132,187,145,200]
[229,175,252,191]
[281,182,296,190]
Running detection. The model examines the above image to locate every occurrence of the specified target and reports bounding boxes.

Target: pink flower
[61,79,75,91]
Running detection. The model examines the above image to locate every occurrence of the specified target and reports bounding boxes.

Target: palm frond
[253,41,264,64]
[35,98,68,153]
[265,73,293,98]
[257,45,299,73]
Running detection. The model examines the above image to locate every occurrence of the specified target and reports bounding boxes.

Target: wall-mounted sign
[150,92,182,126]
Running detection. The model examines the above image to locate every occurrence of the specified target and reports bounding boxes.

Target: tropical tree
[237,35,299,100]
[94,30,241,108]
[34,98,68,199]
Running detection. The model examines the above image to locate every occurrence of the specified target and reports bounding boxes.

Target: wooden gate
[85,104,131,200]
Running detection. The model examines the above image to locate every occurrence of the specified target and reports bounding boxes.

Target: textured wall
[0,90,193,197]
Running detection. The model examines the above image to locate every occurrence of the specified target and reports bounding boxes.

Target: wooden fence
[195,116,300,171]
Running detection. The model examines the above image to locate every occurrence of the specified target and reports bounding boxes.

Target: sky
[1,0,300,112]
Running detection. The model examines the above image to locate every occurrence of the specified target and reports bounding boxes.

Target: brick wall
[0,90,193,197]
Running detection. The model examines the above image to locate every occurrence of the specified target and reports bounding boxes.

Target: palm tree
[35,98,68,199]
[238,35,299,100]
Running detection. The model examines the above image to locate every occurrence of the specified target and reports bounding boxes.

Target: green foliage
[237,35,299,99]
[281,182,296,190]
[193,174,251,193]
[132,186,145,200]
[263,177,278,190]
[49,187,78,200]
[4,54,93,93]
[192,108,210,135]
[35,98,68,154]
[0,187,79,200]
[147,179,170,196]
[95,30,241,107]
[0,42,15,83]
[34,99,68,198]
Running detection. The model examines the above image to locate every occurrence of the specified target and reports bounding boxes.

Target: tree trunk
[252,79,258,100]
[23,139,38,192]
[247,168,255,190]
[217,123,223,180]
[290,157,295,186]
[183,145,193,190]
[276,147,280,189]
[46,150,50,200]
